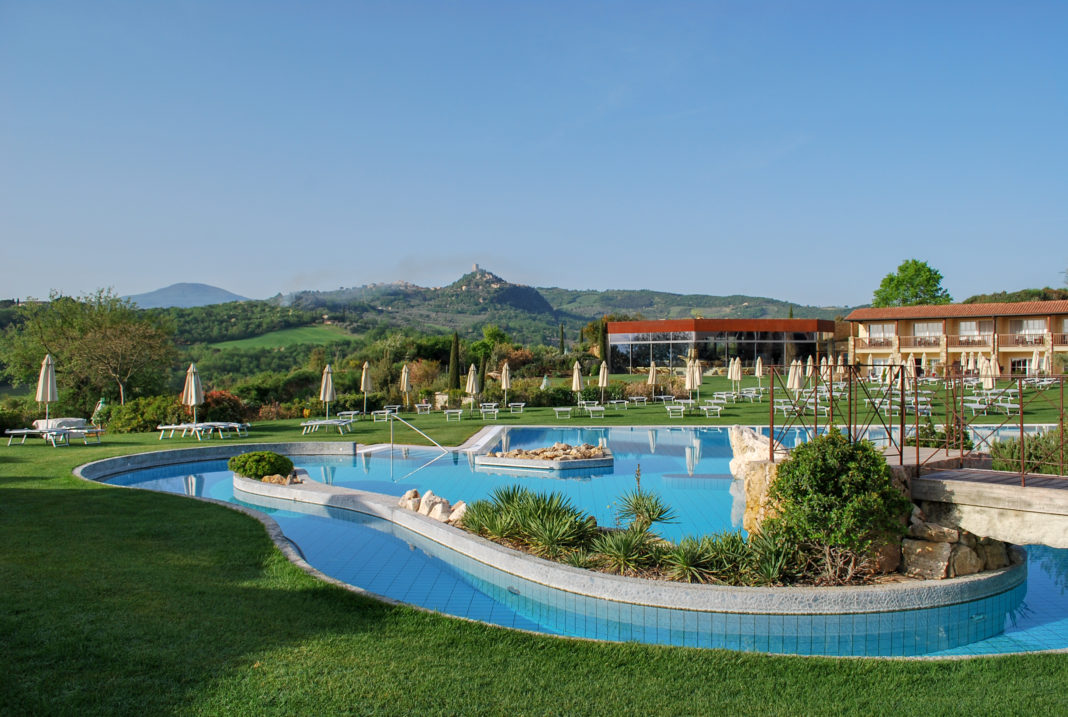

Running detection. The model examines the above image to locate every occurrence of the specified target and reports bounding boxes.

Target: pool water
[104,426,1068,657]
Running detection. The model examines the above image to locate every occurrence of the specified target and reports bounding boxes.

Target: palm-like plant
[617,488,677,532]
[592,527,653,575]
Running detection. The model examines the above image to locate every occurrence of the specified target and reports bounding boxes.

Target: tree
[872,259,952,307]
[598,318,610,366]
[1,289,176,409]
[558,324,565,354]
[447,332,460,390]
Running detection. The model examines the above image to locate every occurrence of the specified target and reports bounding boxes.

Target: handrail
[388,413,449,454]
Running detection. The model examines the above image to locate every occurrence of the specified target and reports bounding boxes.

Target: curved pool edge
[74,440,1049,659]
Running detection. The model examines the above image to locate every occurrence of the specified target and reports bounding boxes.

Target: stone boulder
[949,543,983,578]
[428,501,452,522]
[902,538,952,579]
[907,522,959,543]
[417,490,439,515]
[448,501,467,524]
[976,537,1010,570]
[727,425,787,478]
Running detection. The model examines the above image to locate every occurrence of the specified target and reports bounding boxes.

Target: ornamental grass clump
[761,430,911,585]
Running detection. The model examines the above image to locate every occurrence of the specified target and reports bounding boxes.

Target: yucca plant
[661,537,714,583]
[699,531,749,584]
[592,526,653,575]
[746,530,790,586]
[523,511,584,559]
[458,499,496,536]
[562,549,596,569]
[489,485,532,511]
[616,488,677,532]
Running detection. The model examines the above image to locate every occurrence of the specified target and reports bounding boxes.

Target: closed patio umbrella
[991,352,1001,379]
[647,360,657,396]
[805,355,814,379]
[571,361,583,404]
[181,363,204,425]
[35,354,58,422]
[597,360,609,403]
[905,353,916,383]
[465,364,480,402]
[754,356,764,389]
[836,353,846,381]
[360,361,373,415]
[500,362,512,405]
[399,363,411,407]
[684,358,697,397]
[540,374,550,391]
[319,364,336,418]
[966,352,976,374]
[1043,352,1052,375]
[980,355,995,391]
[786,360,802,393]
[1032,348,1041,377]
[691,359,703,401]
[820,356,830,384]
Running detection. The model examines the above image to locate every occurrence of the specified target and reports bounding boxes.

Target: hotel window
[868,323,894,337]
[1009,319,1044,335]
[913,322,940,337]
[958,320,993,336]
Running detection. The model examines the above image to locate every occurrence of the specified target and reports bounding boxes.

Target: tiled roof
[846,301,1068,321]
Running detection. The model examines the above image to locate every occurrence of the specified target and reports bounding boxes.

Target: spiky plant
[592,527,653,575]
[661,537,714,583]
[616,488,677,532]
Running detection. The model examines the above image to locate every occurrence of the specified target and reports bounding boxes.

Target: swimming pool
[102,426,1068,657]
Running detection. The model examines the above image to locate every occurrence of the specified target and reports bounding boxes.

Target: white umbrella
[571,360,583,403]
[35,354,58,421]
[836,353,846,381]
[181,363,204,425]
[465,364,480,400]
[981,355,995,391]
[820,356,830,384]
[319,364,336,418]
[597,360,609,403]
[966,352,976,374]
[360,361,373,415]
[691,359,703,401]
[786,360,802,392]
[991,352,1001,378]
[500,362,512,405]
[905,353,916,383]
[805,355,814,379]
[920,353,928,373]
[399,363,411,407]
[540,374,550,391]
[1043,352,1052,375]
[647,360,657,396]
[1032,348,1041,376]
[754,356,764,389]
[684,358,697,395]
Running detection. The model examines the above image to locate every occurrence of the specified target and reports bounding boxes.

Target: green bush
[763,431,910,559]
[106,395,185,433]
[904,415,973,451]
[991,429,1066,475]
[228,451,294,480]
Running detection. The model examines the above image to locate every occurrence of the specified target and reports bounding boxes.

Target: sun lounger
[7,418,104,447]
[585,405,605,419]
[300,419,352,435]
[665,405,685,418]
[444,409,463,422]
[553,407,572,419]
[508,402,525,413]
[480,407,499,420]
[700,404,722,418]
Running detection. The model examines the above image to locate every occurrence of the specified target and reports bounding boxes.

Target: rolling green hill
[208,324,354,350]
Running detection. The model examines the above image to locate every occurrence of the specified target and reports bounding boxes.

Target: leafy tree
[872,259,952,307]
[447,332,460,390]
[1,289,176,409]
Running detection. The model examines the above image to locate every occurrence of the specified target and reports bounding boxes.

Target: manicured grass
[2,417,1067,714]
[209,324,353,350]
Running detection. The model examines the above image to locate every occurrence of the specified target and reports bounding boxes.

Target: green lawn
[208,324,353,350]
[2,413,1067,714]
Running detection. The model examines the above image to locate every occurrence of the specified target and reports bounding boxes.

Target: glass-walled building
[606,319,837,372]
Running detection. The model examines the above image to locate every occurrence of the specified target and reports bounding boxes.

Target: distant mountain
[963,287,1068,304]
[271,267,853,344]
[126,283,249,309]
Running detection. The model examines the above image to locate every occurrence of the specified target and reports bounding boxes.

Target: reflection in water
[182,474,203,497]
[1032,544,1068,593]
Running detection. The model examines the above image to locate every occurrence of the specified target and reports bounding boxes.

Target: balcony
[1004,332,1046,347]
[1055,334,1068,347]
[855,337,893,350]
[947,334,992,348]
[898,336,941,349]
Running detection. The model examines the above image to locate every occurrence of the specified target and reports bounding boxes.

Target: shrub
[991,429,1066,475]
[904,415,974,451]
[201,390,248,422]
[591,527,655,575]
[228,451,294,480]
[763,431,910,561]
[106,395,185,433]
[616,488,677,532]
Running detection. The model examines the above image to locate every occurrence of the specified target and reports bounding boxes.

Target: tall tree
[1,289,176,408]
[599,318,610,367]
[558,324,565,354]
[872,259,952,307]
[447,331,460,390]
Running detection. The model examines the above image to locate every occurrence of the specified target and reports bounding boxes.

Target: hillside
[127,283,249,308]
[538,287,849,321]
[963,287,1068,304]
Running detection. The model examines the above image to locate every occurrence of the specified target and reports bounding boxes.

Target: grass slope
[1,418,1066,715]
[209,324,354,350]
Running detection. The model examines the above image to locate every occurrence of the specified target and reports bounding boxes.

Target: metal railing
[765,363,1067,486]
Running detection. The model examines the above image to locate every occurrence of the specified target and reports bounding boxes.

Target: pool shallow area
[100,427,1068,657]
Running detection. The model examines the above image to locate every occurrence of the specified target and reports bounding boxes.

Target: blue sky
[2,1,1065,306]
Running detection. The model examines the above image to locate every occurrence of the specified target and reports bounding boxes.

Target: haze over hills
[126,283,249,309]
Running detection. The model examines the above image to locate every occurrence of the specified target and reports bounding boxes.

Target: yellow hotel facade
[845,300,1068,375]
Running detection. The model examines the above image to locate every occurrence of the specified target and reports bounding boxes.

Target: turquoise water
[104,426,1068,656]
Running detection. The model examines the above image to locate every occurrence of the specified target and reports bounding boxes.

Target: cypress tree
[559,324,565,354]
[599,318,610,366]
[448,332,460,390]
[478,355,488,394]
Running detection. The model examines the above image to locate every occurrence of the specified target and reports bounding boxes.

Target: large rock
[739,461,779,534]
[400,497,420,511]
[448,501,467,523]
[976,537,1010,570]
[907,522,959,543]
[902,538,952,579]
[428,501,452,522]
[727,425,787,478]
[949,544,984,577]
[417,490,438,515]
[873,540,902,574]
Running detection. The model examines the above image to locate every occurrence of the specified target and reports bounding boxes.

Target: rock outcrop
[397,489,465,525]
[485,442,606,461]
[727,426,787,534]
[901,506,1015,579]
